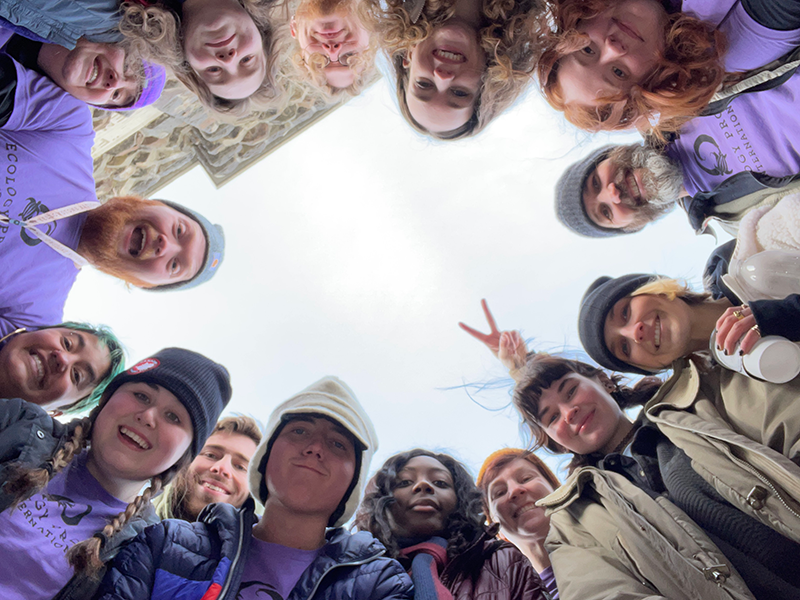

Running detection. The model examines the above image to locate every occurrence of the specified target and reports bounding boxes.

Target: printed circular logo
[129,358,160,374]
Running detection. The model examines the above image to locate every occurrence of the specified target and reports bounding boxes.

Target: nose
[621,321,646,344]
[303,434,325,458]
[603,33,627,58]
[216,47,236,62]
[564,405,580,425]
[103,68,118,89]
[602,181,622,205]
[508,481,526,502]
[412,478,434,494]
[154,233,177,258]
[49,350,68,374]
[209,455,234,479]
[136,406,157,428]
[323,42,341,60]
[433,67,454,81]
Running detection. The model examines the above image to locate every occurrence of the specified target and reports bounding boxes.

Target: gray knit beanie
[555,145,628,238]
[101,347,233,455]
[147,200,225,292]
[578,274,660,376]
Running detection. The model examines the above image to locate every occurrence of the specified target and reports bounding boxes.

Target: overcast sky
[65,80,727,481]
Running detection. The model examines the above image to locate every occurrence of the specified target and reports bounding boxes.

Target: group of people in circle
[2,0,800,599]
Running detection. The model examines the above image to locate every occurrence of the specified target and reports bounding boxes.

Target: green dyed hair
[49,322,126,414]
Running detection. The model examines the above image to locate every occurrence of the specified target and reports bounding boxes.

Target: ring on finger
[751,324,761,337]
[733,310,745,320]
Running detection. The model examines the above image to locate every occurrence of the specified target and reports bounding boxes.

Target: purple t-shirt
[666,70,800,197]
[0,452,128,600]
[539,565,559,599]
[0,54,95,337]
[236,534,320,600]
[682,0,800,71]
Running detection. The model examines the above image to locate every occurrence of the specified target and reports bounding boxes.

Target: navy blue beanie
[101,347,232,455]
[578,274,659,376]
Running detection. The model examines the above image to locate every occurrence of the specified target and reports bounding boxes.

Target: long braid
[2,417,93,511]
[67,451,192,578]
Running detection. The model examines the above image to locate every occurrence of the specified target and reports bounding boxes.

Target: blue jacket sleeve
[750,295,800,341]
[366,557,414,600]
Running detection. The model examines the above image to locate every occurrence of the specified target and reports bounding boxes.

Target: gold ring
[751,324,761,336]
[733,310,744,320]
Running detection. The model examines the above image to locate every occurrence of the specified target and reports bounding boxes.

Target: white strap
[0,201,100,268]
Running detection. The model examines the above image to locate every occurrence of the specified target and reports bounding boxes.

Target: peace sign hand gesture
[459,299,528,379]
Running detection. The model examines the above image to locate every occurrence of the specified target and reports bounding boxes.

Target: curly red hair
[537,0,727,137]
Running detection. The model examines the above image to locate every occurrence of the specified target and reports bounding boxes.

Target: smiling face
[603,293,694,371]
[264,416,356,520]
[582,144,684,229]
[536,372,628,455]
[38,39,141,108]
[557,0,667,108]
[291,1,371,89]
[390,455,458,538]
[404,21,485,133]
[78,197,208,288]
[182,0,267,100]
[89,382,193,485]
[487,458,554,542]
[0,328,111,411]
[182,430,257,516]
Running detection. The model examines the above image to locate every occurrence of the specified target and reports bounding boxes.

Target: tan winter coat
[539,357,800,600]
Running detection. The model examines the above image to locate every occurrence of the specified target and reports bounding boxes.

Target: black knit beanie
[101,347,232,455]
[578,274,660,376]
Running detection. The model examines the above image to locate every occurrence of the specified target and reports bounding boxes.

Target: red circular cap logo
[129,358,160,374]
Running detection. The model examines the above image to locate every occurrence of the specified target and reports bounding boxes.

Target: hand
[459,299,528,373]
[715,304,761,356]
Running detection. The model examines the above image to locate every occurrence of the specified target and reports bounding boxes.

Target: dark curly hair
[354,449,494,566]
[513,353,662,472]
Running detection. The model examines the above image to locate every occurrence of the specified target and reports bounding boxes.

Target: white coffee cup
[710,333,800,384]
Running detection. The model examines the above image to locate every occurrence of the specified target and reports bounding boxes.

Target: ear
[402,50,411,69]
[290,16,297,38]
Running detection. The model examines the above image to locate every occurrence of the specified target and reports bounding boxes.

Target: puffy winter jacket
[95,499,413,600]
[441,533,546,600]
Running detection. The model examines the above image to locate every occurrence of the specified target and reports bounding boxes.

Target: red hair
[537,0,727,137]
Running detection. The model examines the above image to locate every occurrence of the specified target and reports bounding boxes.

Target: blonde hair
[120,1,281,118]
[632,277,709,305]
[2,395,192,578]
[362,0,545,140]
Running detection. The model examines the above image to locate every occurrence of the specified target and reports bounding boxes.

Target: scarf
[399,536,453,600]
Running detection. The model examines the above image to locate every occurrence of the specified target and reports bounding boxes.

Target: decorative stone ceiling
[91,73,371,200]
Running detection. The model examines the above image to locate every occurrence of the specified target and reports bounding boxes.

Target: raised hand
[459,299,528,375]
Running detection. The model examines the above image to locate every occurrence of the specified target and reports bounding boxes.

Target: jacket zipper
[302,549,386,600]
[218,508,247,600]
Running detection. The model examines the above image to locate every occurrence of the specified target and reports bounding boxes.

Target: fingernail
[716,345,722,351]
[724,350,729,356]
[738,350,743,356]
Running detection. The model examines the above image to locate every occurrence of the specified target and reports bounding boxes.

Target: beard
[606,144,684,226]
[295,0,352,20]
[77,196,162,288]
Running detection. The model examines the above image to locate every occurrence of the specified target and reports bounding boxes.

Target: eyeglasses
[304,51,357,67]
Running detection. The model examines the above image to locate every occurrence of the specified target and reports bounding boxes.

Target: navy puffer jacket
[95,499,413,600]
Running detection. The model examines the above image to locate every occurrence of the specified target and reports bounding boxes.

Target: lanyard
[0,201,100,268]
